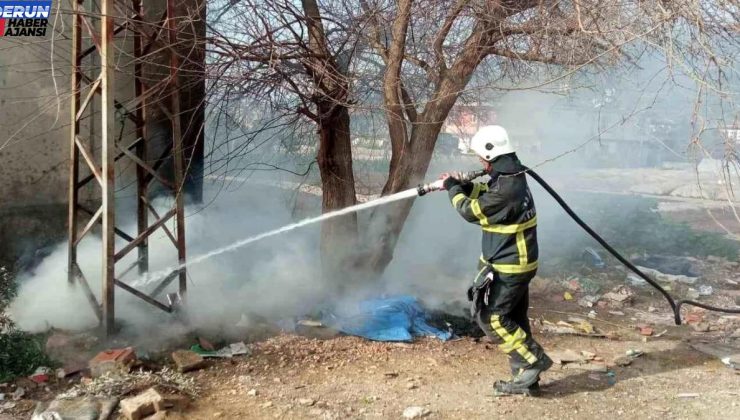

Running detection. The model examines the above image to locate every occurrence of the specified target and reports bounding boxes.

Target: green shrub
[0,330,51,382]
[0,266,52,382]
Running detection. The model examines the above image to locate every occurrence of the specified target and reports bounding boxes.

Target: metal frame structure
[68,0,187,336]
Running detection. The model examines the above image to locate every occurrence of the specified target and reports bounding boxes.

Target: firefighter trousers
[472,268,545,372]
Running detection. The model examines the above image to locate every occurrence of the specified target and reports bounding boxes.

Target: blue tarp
[323,295,452,342]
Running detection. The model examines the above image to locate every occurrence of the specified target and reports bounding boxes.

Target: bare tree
[207,0,738,278]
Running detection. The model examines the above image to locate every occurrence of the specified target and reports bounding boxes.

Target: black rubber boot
[495,354,553,396]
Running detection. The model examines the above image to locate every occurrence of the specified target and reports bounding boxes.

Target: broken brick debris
[639,326,655,336]
[89,347,136,378]
[120,387,189,420]
[171,350,205,373]
[120,388,158,420]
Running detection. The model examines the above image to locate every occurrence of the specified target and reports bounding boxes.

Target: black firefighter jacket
[445,153,538,277]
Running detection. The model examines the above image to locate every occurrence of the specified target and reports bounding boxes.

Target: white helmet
[470,125,515,161]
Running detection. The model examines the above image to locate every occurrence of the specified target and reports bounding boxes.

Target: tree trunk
[316,104,358,287]
[356,119,445,277]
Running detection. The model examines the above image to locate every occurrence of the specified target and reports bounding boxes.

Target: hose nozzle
[417,169,487,196]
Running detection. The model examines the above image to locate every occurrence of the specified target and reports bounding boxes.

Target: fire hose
[418,168,740,324]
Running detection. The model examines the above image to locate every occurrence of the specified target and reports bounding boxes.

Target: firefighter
[440,124,552,396]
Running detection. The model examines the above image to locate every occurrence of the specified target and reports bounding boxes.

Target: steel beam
[100,0,116,336]
[68,0,192,337]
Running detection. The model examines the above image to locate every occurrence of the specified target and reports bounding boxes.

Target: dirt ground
[180,327,740,419]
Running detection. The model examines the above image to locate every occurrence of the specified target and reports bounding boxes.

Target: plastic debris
[606,371,617,385]
[564,292,574,301]
[578,295,601,308]
[634,265,698,285]
[626,349,644,358]
[323,296,452,342]
[698,285,713,296]
[690,343,740,370]
[229,342,250,357]
[626,273,647,287]
[721,357,739,370]
[583,247,606,268]
[32,397,119,420]
[540,319,606,337]
[603,286,634,306]
[632,255,700,277]
[565,276,601,294]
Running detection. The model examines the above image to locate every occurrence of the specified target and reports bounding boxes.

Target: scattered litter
[1,402,16,410]
[583,247,606,268]
[626,273,647,287]
[402,406,431,419]
[247,389,258,397]
[613,356,632,367]
[626,349,644,358]
[550,349,586,364]
[677,393,700,399]
[698,285,714,297]
[581,350,596,359]
[29,366,51,384]
[58,367,199,399]
[295,319,341,339]
[575,319,595,334]
[690,342,740,370]
[565,276,601,294]
[692,322,711,333]
[603,285,634,302]
[11,387,24,400]
[564,292,574,301]
[229,342,250,356]
[578,295,601,308]
[654,329,668,338]
[539,319,606,337]
[563,362,608,372]
[588,310,597,319]
[632,255,701,277]
[634,265,698,285]
[608,311,625,316]
[606,371,617,385]
[721,357,739,370]
[298,398,316,406]
[56,362,86,379]
[648,306,658,313]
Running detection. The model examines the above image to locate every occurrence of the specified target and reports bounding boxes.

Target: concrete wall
[0,2,206,268]
[0,19,73,267]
